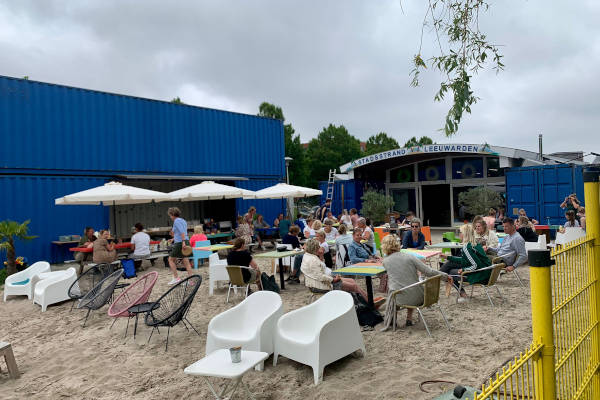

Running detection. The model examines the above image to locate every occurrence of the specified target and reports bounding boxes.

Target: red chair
[108,271,159,336]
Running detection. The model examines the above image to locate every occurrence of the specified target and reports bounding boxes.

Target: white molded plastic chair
[208,253,229,296]
[206,291,283,371]
[273,290,365,385]
[33,267,77,312]
[3,261,51,301]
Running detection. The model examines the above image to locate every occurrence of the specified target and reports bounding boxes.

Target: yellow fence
[468,170,600,400]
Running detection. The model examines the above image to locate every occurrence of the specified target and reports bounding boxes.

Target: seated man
[74,226,96,269]
[348,228,381,264]
[284,225,304,284]
[488,217,528,272]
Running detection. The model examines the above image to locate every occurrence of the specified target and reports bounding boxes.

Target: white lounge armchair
[273,290,365,385]
[208,253,229,296]
[3,261,51,302]
[555,227,586,246]
[206,291,283,371]
[33,267,77,312]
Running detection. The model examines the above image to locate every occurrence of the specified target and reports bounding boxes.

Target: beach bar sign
[340,143,496,173]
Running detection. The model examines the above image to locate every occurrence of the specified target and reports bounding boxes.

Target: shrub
[458,186,503,217]
[360,189,395,225]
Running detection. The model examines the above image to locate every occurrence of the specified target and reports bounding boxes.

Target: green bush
[0,268,7,286]
[458,186,503,217]
[360,189,395,225]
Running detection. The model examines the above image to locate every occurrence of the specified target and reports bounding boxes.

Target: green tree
[0,220,37,276]
[171,97,184,104]
[258,102,308,186]
[410,0,504,136]
[403,136,434,148]
[306,124,362,188]
[458,186,503,216]
[364,132,399,155]
[360,189,395,225]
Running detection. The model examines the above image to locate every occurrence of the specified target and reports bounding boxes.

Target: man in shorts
[167,207,194,285]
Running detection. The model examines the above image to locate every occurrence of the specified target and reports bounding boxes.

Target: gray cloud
[0,0,598,157]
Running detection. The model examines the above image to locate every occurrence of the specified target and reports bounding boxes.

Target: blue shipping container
[0,75,285,179]
[505,165,585,225]
[318,180,367,216]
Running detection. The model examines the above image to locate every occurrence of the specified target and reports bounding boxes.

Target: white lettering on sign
[340,143,494,173]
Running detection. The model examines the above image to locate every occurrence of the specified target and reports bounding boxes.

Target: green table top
[333,264,386,276]
[206,232,233,239]
[254,250,304,259]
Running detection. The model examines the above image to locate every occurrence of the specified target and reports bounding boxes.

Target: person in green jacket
[440,242,491,301]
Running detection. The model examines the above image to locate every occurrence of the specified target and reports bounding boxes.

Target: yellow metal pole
[584,168,600,379]
[529,249,556,400]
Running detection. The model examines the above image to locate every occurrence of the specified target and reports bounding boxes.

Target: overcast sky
[1,1,598,158]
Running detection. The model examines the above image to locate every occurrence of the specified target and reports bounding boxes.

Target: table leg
[134,314,139,339]
[366,276,374,308]
[279,258,285,290]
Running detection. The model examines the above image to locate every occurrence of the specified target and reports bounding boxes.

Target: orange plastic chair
[374,227,389,240]
[421,226,431,244]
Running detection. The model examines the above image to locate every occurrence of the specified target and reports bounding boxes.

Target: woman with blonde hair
[93,230,117,263]
[483,208,496,231]
[472,218,499,252]
[190,225,208,247]
[381,235,447,327]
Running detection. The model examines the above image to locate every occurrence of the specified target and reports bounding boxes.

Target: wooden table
[69,241,161,253]
[195,244,234,252]
[254,250,304,290]
[333,263,385,308]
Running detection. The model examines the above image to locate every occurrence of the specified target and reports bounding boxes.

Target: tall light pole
[284,157,293,184]
[284,157,293,218]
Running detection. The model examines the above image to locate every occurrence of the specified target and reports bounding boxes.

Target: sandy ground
[0,249,533,399]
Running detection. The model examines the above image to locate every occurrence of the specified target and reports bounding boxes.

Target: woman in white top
[472,218,499,253]
[323,219,339,241]
[131,223,151,258]
[340,209,352,227]
[304,219,321,238]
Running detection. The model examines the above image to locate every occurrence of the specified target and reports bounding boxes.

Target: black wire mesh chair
[144,275,202,351]
[76,268,124,327]
[67,263,113,311]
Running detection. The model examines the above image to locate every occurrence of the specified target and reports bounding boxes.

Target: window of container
[451,157,483,180]
[389,165,414,183]
[418,159,446,182]
[486,157,504,177]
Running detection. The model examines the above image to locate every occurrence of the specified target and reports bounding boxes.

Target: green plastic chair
[374,231,382,256]
[442,232,460,243]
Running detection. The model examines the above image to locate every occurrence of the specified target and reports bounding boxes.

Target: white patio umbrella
[252,183,322,218]
[55,181,170,236]
[168,181,256,201]
[252,183,322,199]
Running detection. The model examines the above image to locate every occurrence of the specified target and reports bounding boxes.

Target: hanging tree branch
[410,0,504,136]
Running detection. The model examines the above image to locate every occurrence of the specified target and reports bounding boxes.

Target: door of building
[421,184,451,226]
[390,188,417,219]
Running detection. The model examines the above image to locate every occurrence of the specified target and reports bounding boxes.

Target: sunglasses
[411,225,420,228]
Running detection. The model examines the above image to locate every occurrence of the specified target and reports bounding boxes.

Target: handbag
[181,242,193,256]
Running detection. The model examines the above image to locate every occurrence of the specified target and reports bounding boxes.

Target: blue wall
[235,179,286,225]
[317,180,386,216]
[506,165,585,225]
[0,76,285,264]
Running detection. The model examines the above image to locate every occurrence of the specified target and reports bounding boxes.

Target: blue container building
[0,75,286,264]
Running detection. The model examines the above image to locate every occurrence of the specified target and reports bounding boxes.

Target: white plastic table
[184,349,268,399]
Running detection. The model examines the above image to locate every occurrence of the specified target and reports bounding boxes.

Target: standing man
[167,207,194,285]
[319,199,331,221]
[489,217,527,272]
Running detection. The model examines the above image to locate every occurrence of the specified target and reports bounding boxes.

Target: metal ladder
[326,169,335,201]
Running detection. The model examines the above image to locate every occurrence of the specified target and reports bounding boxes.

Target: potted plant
[0,220,37,277]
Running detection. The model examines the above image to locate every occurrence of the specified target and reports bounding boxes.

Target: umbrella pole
[112,200,118,239]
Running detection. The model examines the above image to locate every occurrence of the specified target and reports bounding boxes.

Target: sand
[0,255,532,399]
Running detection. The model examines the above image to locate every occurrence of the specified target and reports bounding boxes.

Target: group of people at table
[72,200,538,327]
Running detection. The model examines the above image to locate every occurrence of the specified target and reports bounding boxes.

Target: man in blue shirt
[347,228,382,265]
[167,207,193,285]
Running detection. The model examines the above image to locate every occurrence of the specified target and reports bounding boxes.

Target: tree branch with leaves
[410,0,504,136]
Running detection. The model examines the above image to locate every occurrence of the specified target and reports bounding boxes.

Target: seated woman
[340,209,353,227]
[303,217,315,238]
[564,210,580,228]
[301,238,369,299]
[93,230,117,263]
[381,235,447,327]
[335,224,353,246]
[304,219,321,239]
[348,228,382,264]
[459,222,474,244]
[283,226,304,284]
[483,208,496,231]
[131,223,151,259]
[357,217,375,254]
[401,218,426,250]
[517,216,539,242]
[400,211,414,226]
[226,238,262,291]
[518,208,539,225]
[315,230,333,270]
[472,217,499,252]
[323,219,339,241]
[235,215,253,246]
[189,225,208,247]
[440,242,492,301]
